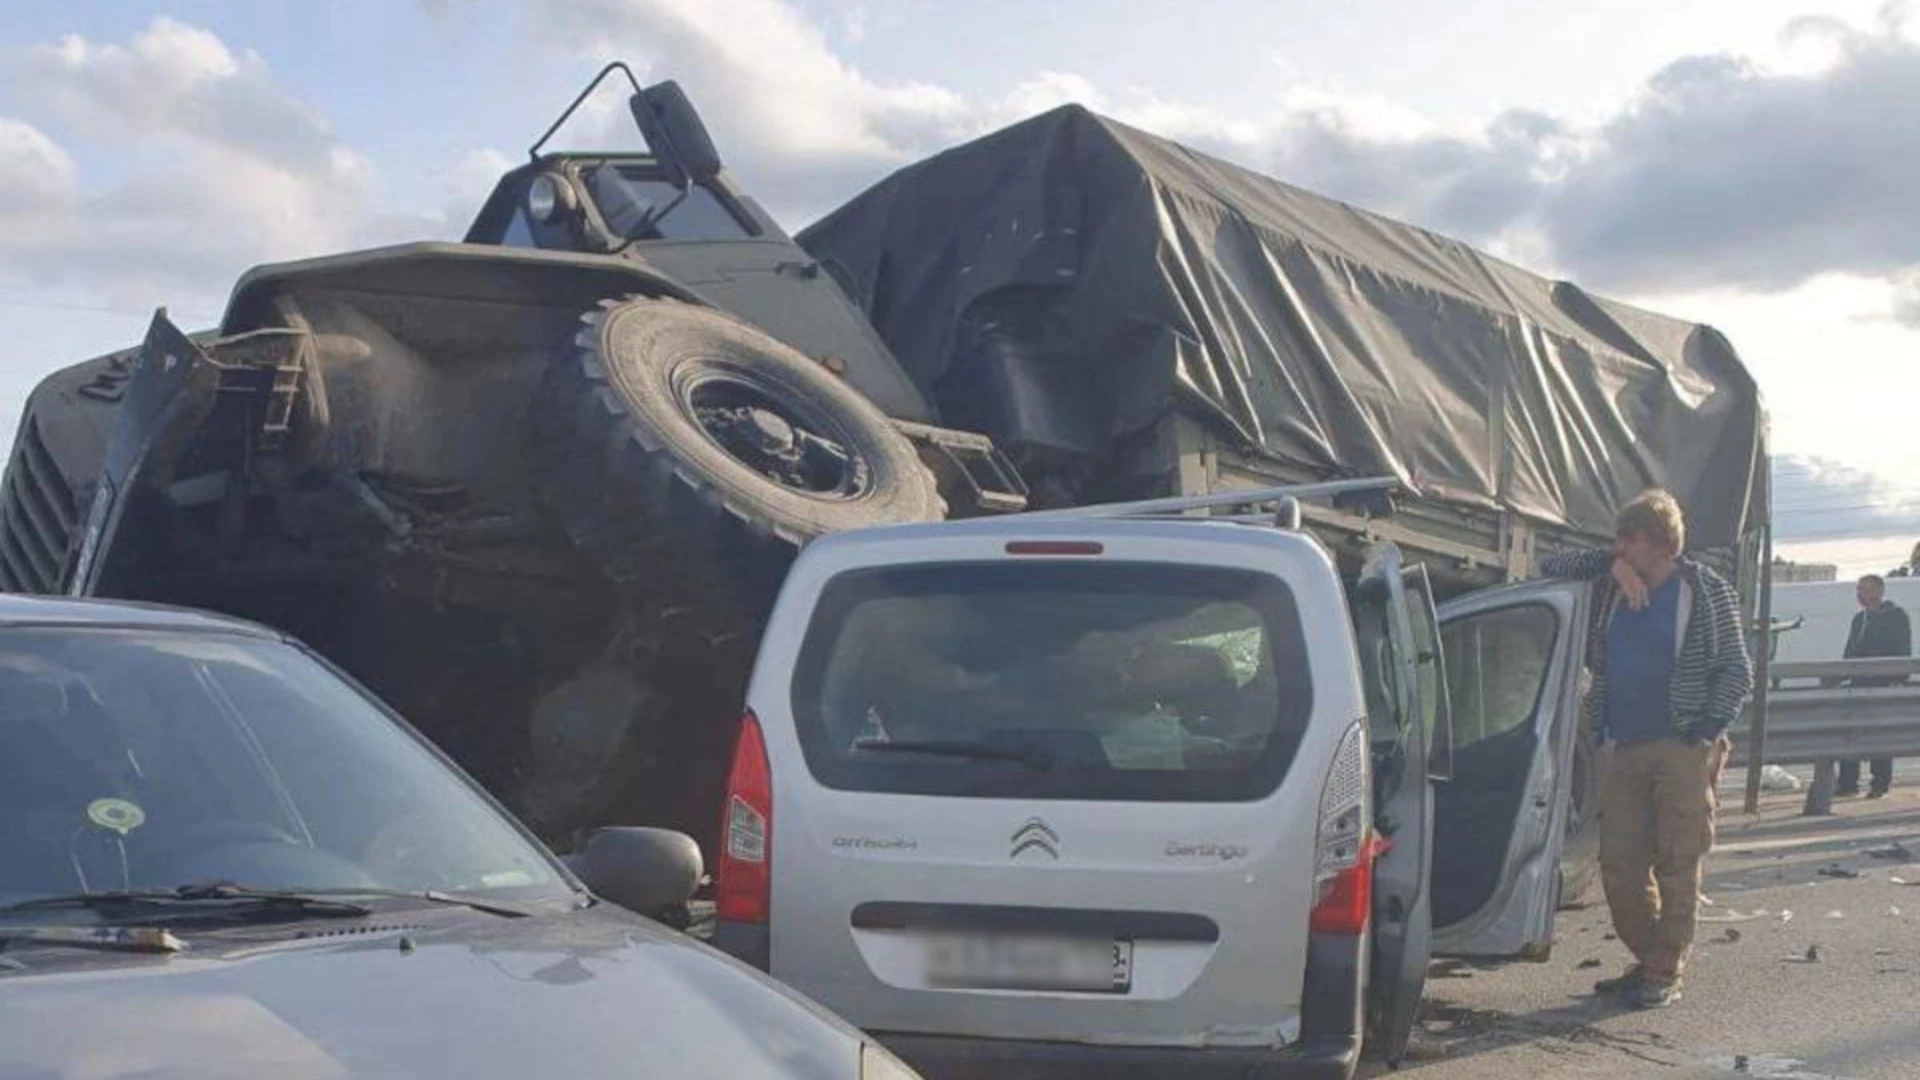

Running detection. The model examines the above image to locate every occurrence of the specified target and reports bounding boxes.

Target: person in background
[1540,489,1753,1010]
[1836,574,1911,799]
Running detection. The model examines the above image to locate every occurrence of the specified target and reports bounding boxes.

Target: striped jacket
[1540,548,1754,742]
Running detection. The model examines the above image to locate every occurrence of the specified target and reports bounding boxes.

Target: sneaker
[1593,965,1645,996]
[1866,789,1890,801]
[1836,788,1861,798]
[1635,979,1682,1009]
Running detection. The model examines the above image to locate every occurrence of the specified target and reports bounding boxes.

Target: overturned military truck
[0,68,1028,859]
[0,73,1768,878]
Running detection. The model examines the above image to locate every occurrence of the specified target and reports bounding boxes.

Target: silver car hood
[0,904,860,1080]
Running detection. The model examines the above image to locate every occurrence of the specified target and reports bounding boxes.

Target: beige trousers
[1598,735,1725,984]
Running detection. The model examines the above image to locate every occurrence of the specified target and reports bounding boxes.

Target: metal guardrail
[1770,657,1920,682]
[1727,656,1920,768]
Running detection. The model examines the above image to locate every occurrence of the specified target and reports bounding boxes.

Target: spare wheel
[527,296,944,585]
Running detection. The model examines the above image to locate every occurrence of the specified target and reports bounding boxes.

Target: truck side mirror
[630,80,723,188]
[565,826,703,918]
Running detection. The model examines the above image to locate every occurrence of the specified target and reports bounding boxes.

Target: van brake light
[1309,720,1374,935]
[717,711,772,924]
[1005,540,1104,556]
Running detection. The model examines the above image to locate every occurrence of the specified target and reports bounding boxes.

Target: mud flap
[892,419,1030,516]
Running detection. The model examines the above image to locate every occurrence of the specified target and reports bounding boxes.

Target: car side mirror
[630,80,723,187]
[565,827,703,918]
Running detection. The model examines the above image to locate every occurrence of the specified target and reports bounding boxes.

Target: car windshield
[791,561,1313,801]
[0,627,569,911]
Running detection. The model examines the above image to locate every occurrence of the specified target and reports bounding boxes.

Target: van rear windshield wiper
[853,738,1055,769]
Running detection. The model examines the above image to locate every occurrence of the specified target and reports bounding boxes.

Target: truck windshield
[790,562,1313,801]
[0,628,569,910]
[584,164,753,241]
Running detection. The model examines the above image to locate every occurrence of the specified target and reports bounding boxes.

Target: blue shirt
[1604,571,1682,743]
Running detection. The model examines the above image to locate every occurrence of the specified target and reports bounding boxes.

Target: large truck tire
[528,296,944,598]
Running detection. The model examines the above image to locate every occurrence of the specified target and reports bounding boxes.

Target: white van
[1768,576,1920,667]
[715,494,1592,1079]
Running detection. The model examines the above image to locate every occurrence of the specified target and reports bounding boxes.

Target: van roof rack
[1014,477,1400,529]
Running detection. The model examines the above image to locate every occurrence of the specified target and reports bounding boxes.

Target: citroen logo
[1010,818,1060,861]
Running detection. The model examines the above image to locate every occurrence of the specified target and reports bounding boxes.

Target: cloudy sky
[2,0,1917,572]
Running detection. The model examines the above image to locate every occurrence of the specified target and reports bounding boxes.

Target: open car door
[1429,578,1592,959]
[1351,543,1434,1067]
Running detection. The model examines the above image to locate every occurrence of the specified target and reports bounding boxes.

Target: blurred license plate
[923,933,1132,992]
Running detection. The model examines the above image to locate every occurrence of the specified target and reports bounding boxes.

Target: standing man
[1836,574,1911,799]
[1541,489,1754,1009]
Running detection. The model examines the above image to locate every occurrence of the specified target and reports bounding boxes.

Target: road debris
[1760,764,1803,792]
[1576,958,1602,969]
[1417,1001,1680,1067]
[1825,910,1847,919]
[1721,928,1744,943]
[1705,1052,1851,1078]
[1816,866,1860,880]
[1865,841,1914,861]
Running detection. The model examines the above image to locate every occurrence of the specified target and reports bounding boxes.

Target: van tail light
[1309,720,1378,936]
[717,711,772,924]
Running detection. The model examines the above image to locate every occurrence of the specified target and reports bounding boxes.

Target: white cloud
[441,147,516,226]
[533,0,972,221]
[0,17,489,312]
[0,118,77,207]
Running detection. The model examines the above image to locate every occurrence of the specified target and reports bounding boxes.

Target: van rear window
[789,562,1312,802]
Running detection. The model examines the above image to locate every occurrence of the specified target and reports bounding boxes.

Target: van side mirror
[565,827,703,918]
[630,80,723,188]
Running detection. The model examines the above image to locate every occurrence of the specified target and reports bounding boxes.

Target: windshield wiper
[853,738,1055,769]
[303,888,534,919]
[1,884,532,921]
[0,885,374,919]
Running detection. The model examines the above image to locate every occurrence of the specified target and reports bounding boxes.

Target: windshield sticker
[86,797,146,836]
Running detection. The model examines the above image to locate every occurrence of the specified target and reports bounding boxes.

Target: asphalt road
[1364,765,1920,1079]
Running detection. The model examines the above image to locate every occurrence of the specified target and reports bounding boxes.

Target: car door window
[1350,588,1405,745]
[1404,567,1453,782]
[1441,604,1558,751]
